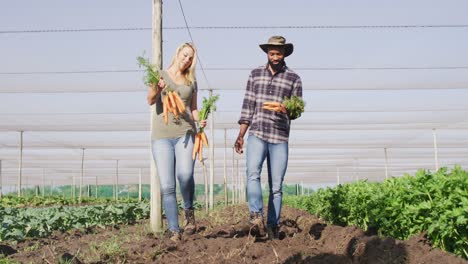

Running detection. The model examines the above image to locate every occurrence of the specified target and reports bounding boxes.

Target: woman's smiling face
[177,46,195,72]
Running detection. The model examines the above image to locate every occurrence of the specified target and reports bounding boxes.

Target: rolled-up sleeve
[238,73,256,125]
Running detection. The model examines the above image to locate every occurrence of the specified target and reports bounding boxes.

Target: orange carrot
[167,92,176,110]
[200,132,208,147]
[198,139,203,161]
[173,92,186,113]
[166,92,179,118]
[263,105,281,112]
[192,133,200,160]
[263,101,282,107]
[163,96,169,125]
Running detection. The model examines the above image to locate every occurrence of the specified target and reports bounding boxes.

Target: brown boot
[248,212,266,235]
[183,208,197,235]
[165,230,181,242]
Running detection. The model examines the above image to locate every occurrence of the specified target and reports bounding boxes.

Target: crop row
[0,203,150,241]
[284,165,468,259]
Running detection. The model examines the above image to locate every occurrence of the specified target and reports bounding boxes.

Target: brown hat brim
[259,43,294,57]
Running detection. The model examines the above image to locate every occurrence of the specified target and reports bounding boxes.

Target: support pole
[72,175,75,199]
[384,148,389,180]
[231,147,235,205]
[432,129,439,171]
[18,131,23,197]
[95,176,98,198]
[336,167,340,185]
[209,90,215,210]
[236,158,240,203]
[115,160,119,201]
[139,168,142,202]
[0,160,2,198]
[223,128,228,205]
[150,0,163,233]
[79,148,85,203]
[203,161,208,213]
[42,169,45,197]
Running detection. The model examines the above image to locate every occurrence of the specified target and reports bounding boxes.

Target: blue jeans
[152,133,195,232]
[246,134,289,227]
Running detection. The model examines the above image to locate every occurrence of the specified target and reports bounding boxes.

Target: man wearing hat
[235,36,303,239]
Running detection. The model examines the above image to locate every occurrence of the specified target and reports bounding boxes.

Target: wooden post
[203,161,208,213]
[231,147,235,205]
[209,90,215,210]
[95,176,98,198]
[18,131,23,197]
[432,129,439,171]
[223,128,228,205]
[384,148,389,180]
[72,175,75,199]
[336,167,340,185]
[42,168,45,197]
[115,160,119,201]
[79,148,84,203]
[0,160,2,198]
[150,0,163,233]
[236,158,240,203]
[139,168,142,202]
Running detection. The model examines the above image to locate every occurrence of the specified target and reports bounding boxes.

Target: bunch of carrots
[137,55,187,125]
[262,101,285,112]
[262,95,305,119]
[192,94,219,161]
[162,90,185,124]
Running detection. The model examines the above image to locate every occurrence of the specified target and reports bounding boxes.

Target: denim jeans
[152,133,195,232]
[246,134,289,227]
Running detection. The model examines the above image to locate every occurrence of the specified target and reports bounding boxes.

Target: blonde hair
[169,42,197,86]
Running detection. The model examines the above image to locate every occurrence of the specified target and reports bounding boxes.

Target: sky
[1,0,468,188]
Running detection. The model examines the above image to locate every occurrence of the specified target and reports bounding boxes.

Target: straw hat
[259,36,294,57]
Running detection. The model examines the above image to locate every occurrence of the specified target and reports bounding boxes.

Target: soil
[1,205,466,264]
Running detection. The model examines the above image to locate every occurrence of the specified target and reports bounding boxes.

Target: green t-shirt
[151,70,197,140]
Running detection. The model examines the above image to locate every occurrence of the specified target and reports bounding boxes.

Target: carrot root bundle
[262,101,284,112]
[162,91,185,124]
[192,132,208,161]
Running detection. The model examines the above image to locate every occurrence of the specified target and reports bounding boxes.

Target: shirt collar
[264,62,288,75]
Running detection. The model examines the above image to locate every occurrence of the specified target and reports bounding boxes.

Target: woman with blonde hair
[147,42,206,241]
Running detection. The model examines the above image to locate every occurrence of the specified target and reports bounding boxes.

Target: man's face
[267,47,285,65]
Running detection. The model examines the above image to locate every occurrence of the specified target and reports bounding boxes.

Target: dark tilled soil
[1,205,466,264]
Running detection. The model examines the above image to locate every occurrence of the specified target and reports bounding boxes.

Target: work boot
[166,230,181,242]
[266,225,279,240]
[248,212,265,233]
[183,208,197,235]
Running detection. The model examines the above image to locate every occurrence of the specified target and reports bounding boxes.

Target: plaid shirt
[238,63,302,143]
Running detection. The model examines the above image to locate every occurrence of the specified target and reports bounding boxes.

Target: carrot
[163,96,169,124]
[167,92,176,110]
[198,139,203,161]
[166,92,179,118]
[172,92,186,113]
[262,105,281,112]
[192,133,200,160]
[263,101,282,107]
[200,131,208,147]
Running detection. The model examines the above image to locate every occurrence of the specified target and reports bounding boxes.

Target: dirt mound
[2,205,466,263]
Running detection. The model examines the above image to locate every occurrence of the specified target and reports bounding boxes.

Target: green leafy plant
[282,95,305,119]
[284,165,468,259]
[137,55,160,86]
[198,94,219,131]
